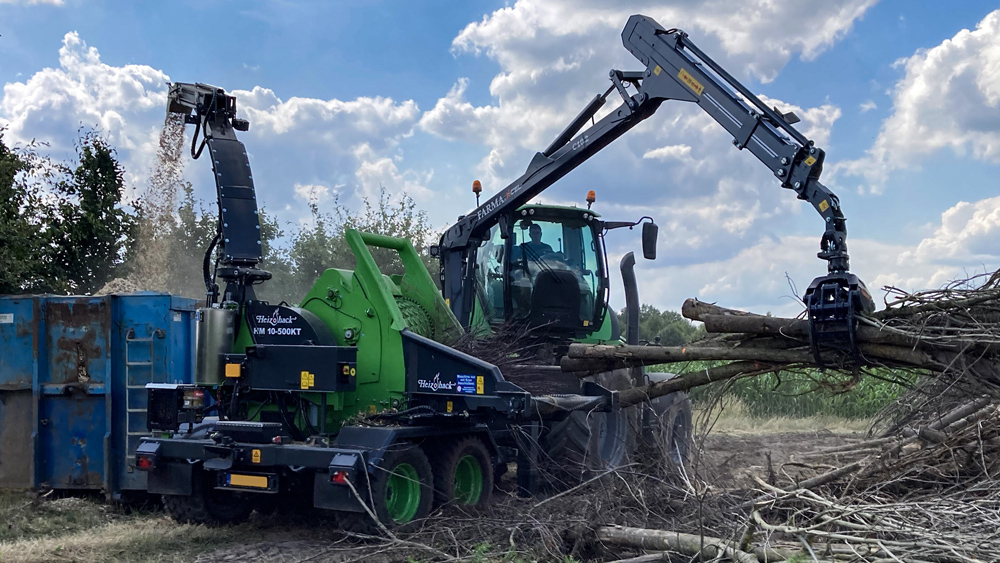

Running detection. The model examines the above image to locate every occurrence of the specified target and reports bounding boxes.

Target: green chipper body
[136,80,637,532]
[137,226,597,528]
[227,229,467,431]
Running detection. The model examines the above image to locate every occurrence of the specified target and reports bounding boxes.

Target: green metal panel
[283,229,465,430]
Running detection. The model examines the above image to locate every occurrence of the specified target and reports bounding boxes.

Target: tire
[339,444,434,533]
[162,467,254,525]
[643,384,692,466]
[540,369,638,486]
[432,437,494,508]
[664,394,693,466]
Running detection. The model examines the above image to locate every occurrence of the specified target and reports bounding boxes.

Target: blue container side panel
[37,392,107,489]
[42,298,111,387]
[112,294,197,494]
[0,390,34,489]
[0,298,37,390]
[0,297,38,489]
[37,297,112,492]
[0,293,197,497]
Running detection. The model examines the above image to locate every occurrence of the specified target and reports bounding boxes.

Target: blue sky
[3,0,1000,316]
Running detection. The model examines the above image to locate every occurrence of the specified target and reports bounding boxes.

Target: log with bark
[561,276,1000,405]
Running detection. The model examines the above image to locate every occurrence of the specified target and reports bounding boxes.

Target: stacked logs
[561,277,1000,406]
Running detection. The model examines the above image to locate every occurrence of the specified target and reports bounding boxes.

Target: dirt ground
[0,428,866,563]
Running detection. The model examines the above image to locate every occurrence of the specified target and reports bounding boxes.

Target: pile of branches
[561,272,1000,410]
[547,273,1000,561]
[533,397,1000,563]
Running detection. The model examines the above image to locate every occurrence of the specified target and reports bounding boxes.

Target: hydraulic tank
[195,307,236,385]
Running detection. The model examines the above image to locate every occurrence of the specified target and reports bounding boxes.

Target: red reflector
[331,471,349,484]
[136,455,155,470]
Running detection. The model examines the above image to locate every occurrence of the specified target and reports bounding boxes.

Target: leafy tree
[154,184,289,301]
[282,188,436,302]
[45,133,138,294]
[0,130,136,295]
[620,303,702,345]
[0,132,38,294]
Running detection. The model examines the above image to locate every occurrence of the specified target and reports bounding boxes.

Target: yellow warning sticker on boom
[804,155,817,166]
[818,200,830,212]
[678,68,704,96]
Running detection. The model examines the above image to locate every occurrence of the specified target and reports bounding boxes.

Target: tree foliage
[283,188,436,301]
[620,303,703,346]
[46,133,138,294]
[154,187,434,304]
[0,132,37,294]
[0,130,136,295]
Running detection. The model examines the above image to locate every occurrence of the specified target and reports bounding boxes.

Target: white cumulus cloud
[0,32,433,227]
[0,32,168,151]
[835,9,1000,193]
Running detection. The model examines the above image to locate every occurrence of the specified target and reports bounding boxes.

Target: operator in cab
[522,223,554,257]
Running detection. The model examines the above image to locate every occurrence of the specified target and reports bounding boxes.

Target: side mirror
[641,222,658,260]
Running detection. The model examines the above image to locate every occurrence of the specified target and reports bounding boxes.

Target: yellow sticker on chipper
[818,200,830,212]
[225,363,241,378]
[300,371,315,389]
[251,449,261,464]
[476,376,484,395]
[804,155,817,166]
[447,401,454,413]
[678,68,704,95]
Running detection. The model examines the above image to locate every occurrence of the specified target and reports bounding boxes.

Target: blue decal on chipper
[456,374,478,394]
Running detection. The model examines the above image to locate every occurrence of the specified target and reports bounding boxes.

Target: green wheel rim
[452,454,484,504]
[385,462,421,523]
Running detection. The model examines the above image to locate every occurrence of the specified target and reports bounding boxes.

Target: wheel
[664,395,693,466]
[540,369,638,486]
[162,467,254,525]
[340,444,434,533]
[643,383,692,466]
[432,437,494,508]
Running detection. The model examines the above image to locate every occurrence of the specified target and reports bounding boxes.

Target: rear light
[330,471,349,484]
[182,387,206,409]
[136,454,155,471]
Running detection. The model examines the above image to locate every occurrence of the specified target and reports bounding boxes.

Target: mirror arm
[603,216,654,233]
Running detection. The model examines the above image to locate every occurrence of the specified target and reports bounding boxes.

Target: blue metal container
[0,293,196,499]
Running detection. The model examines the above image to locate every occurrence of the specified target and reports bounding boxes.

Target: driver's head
[529,224,542,243]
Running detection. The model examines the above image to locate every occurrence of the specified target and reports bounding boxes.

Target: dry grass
[2,518,237,563]
[0,492,241,563]
[695,397,871,435]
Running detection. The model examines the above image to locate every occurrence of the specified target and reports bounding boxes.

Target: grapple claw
[804,273,875,365]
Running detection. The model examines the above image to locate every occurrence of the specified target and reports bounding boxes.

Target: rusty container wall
[0,294,196,498]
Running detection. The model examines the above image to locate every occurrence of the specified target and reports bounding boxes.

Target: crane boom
[438,14,873,361]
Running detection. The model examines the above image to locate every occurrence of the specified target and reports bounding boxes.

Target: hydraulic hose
[203,231,221,304]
